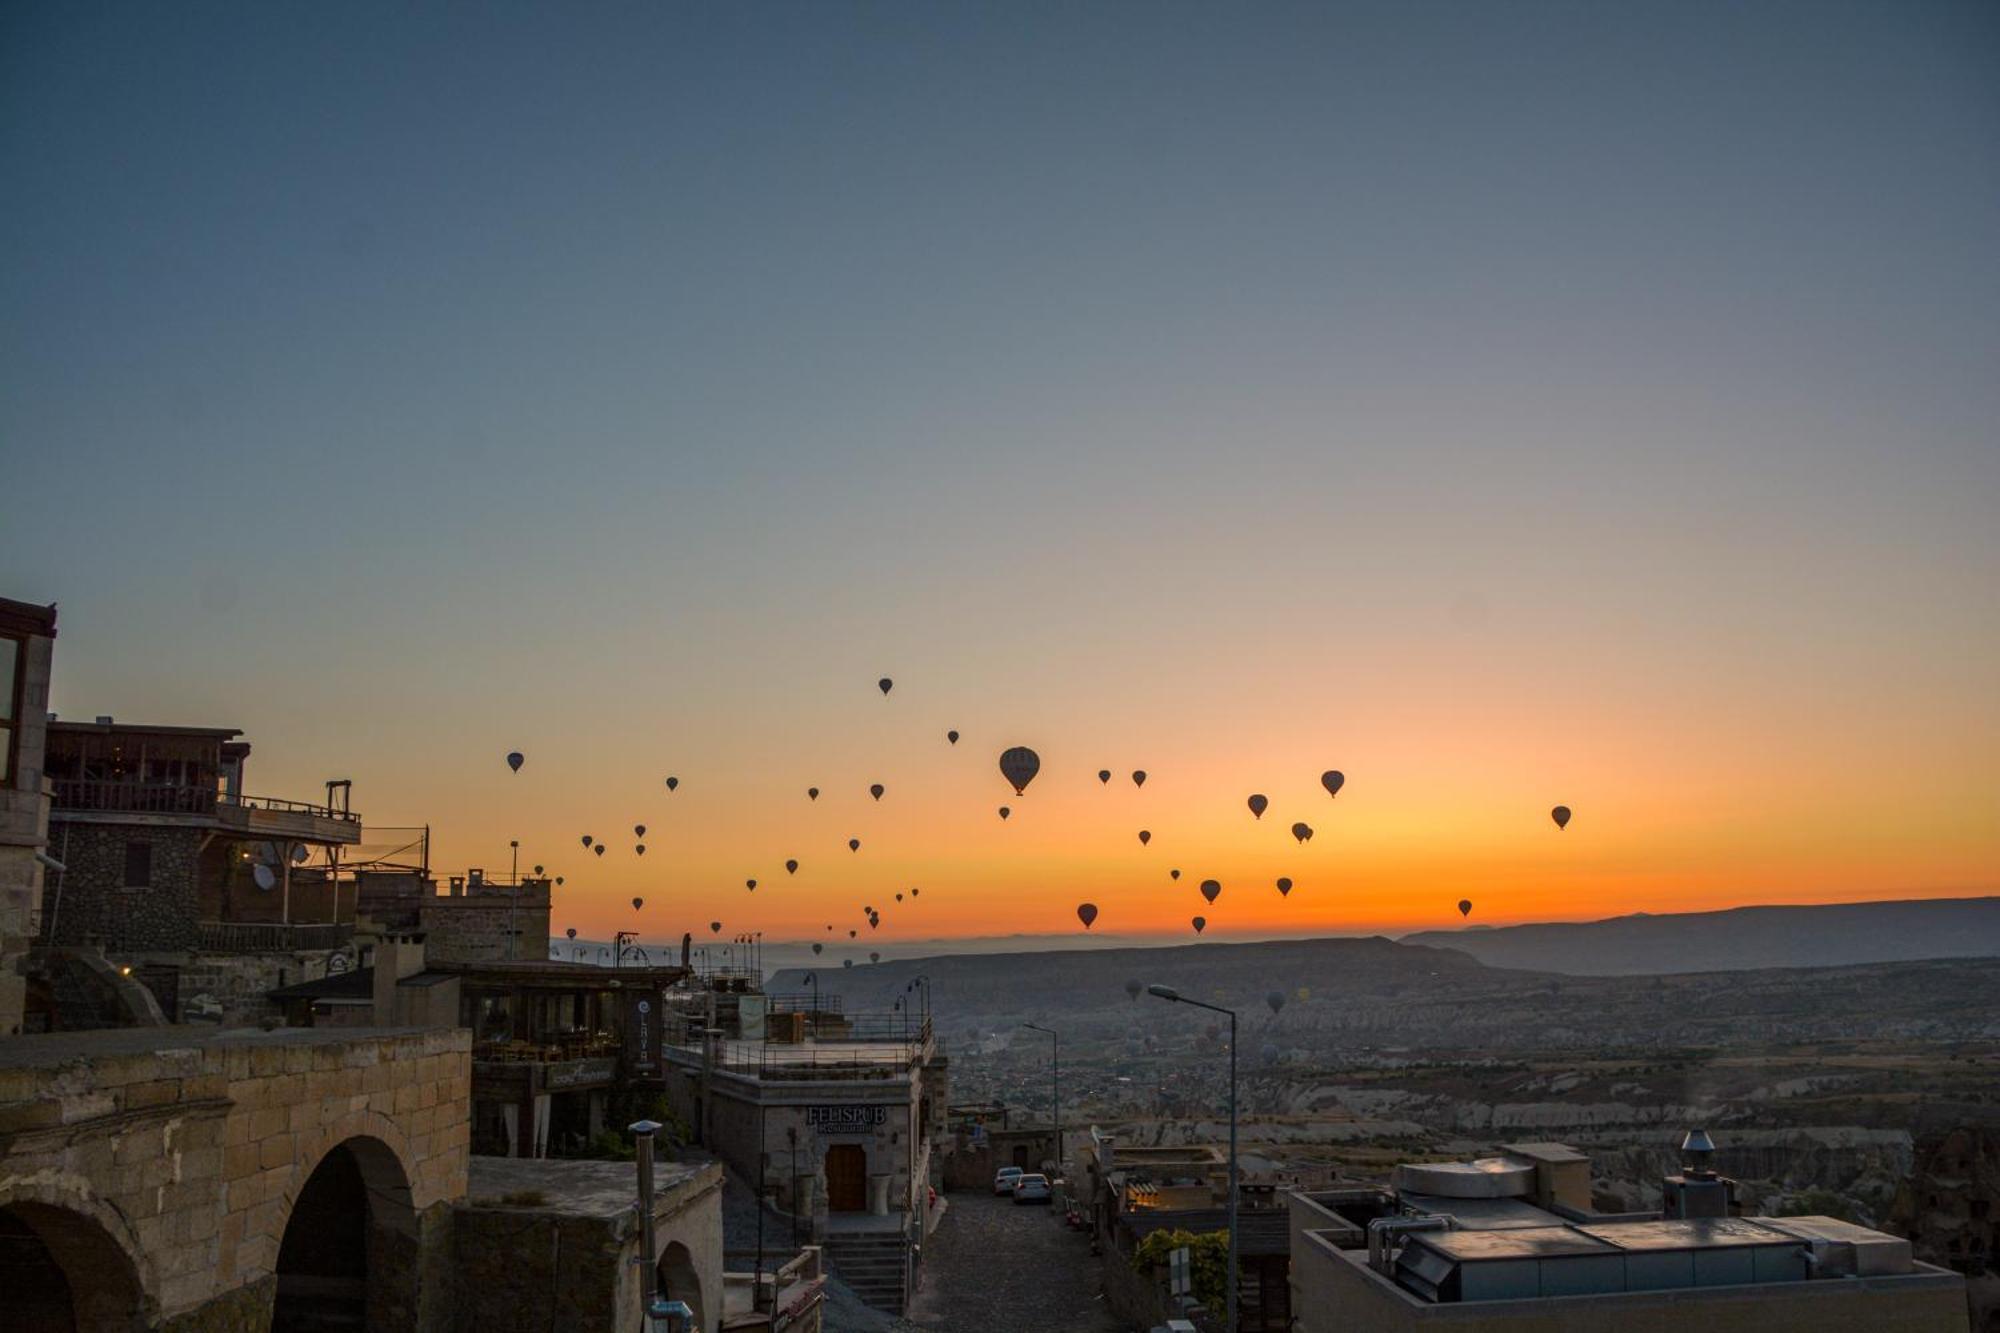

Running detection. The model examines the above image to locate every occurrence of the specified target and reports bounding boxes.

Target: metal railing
[51,778,359,823]
[198,921,354,953]
[671,1013,933,1081]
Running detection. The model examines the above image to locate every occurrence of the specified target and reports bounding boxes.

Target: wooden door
[825,1143,867,1212]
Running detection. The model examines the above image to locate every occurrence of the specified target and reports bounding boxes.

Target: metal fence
[197,921,354,953]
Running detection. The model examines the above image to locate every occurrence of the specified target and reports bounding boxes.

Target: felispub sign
[805,1105,888,1133]
[624,991,661,1076]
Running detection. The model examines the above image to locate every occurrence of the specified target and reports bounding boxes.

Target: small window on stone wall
[123,840,153,888]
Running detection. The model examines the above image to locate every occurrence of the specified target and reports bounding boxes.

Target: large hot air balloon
[848,838,861,853]
[812,942,823,955]
[807,787,819,801]
[998,806,1011,821]
[632,897,644,911]
[1265,990,1286,1015]
[581,835,593,848]
[999,747,1041,795]
[665,777,680,792]
[709,921,721,934]
[1125,979,1142,1001]
[1098,769,1112,784]
[1290,821,1313,844]
[1458,899,1472,917]
[1137,829,1151,846]
[947,730,959,744]
[1321,770,1344,799]
[506,752,524,773]
[1551,805,1571,830]
[1276,877,1293,896]
[1191,916,1206,935]
[1200,879,1221,904]
[634,824,646,838]
[635,844,646,857]
[594,845,606,858]
[1076,902,1099,929]
[1247,794,1268,819]
[1131,770,1147,788]
[785,859,799,875]
[878,677,893,696]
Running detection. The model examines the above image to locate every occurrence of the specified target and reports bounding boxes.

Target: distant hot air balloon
[1276,877,1293,897]
[746,879,757,891]
[1076,902,1099,929]
[709,921,721,934]
[878,677,893,696]
[506,751,524,772]
[910,888,920,898]
[1260,1041,1280,1063]
[848,838,861,853]
[947,730,959,745]
[634,824,646,838]
[844,958,854,968]
[812,943,823,955]
[1247,794,1268,819]
[1290,822,1313,844]
[1200,879,1221,904]
[581,835,593,848]
[1169,869,1181,881]
[895,892,904,902]
[1137,829,1151,846]
[555,877,564,887]
[1191,916,1206,935]
[1321,771,1344,799]
[868,916,879,930]
[1265,990,1286,1015]
[998,806,1011,820]
[1458,899,1473,917]
[1132,770,1147,788]
[533,864,544,876]
[566,927,576,940]
[807,787,819,801]
[635,844,646,856]
[594,845,606,857]
[665,776,680,791]
[870,783,884,801]
[786,859,799,875]
[1551,805,1571,830]
[1125,979,1142,1001]
[1098,770,1112,784]
[999,746,1041,795]
[632,897,644,911]
[870,951,880,963]
[848,929,857,938]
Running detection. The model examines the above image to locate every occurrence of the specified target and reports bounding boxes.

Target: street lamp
[1148,984,1237,1333]
[1021,1023,1060,1181]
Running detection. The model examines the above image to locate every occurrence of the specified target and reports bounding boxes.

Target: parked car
[993,1166,1025,1195]
[1012,1173,1052,1204]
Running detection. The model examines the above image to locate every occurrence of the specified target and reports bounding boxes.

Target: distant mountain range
[1400,896,2000,976]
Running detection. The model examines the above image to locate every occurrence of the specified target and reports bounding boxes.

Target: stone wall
[176,949,343,1026]
[0,1024,471,1330]
[0,620,54,1037]
[419,892,551,964]
[43,820,204,951]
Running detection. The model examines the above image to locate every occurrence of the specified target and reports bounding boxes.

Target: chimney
[1662,1128,1737,1220]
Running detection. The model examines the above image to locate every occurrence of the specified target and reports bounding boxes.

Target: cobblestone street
[892,1189,1131,1333]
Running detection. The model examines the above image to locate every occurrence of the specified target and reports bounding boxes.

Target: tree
[1132,1227,1232,1308]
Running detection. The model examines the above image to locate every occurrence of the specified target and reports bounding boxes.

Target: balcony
[197,921,355,953]
[51,778,362,844]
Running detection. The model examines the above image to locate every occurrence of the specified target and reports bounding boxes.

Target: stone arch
[657,1239,706,1331]
[0,1194,151,1331]
[272,1132,418,1332]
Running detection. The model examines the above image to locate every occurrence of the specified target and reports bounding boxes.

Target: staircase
[823,1230,908,1315]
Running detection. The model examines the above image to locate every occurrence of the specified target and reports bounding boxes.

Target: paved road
[895,1189,1131,1333]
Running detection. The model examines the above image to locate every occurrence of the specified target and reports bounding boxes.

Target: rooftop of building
[0,1022,451,1071]
[466,1153,718,1224]
[47,719,243,739]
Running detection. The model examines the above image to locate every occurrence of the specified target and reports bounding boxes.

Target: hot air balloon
[594,845,606,857]
[848,929,857,938]
[1169,869,1181,881]
[999,746,1041,795]
[555,876,564,887]
[910,888,920,898]
[1137,829,1151,846]
[1291,822,1313,844]
[868,916,879,930]
[1321,770,1344,799]
[785,859,799,875]
[870,783,884,801]
[998,806,1011,821]
[746,879,757,891]
[635,844,646,856]
[1458,899,1472,917]
[1551,805,1571,830]
[665,776,680,791]
[844,958,854,968]
[632,897,644,911]
[710,921,721,934]
[848,838,861,853]
[947,730,959,745]
[581,835,593,848]
[870,951,880,964]
[807,787,819,801]
[1132,770,1147,788]
[1098,770,1111,784]
[1247,794,1268,819]
[1260,1042,1280,1063]
[878,677,893,696]
[812,943,823,955]
[895,892,904,902]
[533,864,544,876]
[1076,902,1099,929]
[1200,879,1221,904]
[1265,990,1286,1015]
[1125,979,1142,1001]
[566,927,576,940]
[1276,877,1293,896]
[506,752,524,773]
[634,824,646,838]
[1191,916,1206,935]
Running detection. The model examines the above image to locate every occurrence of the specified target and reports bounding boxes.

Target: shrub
[1132,1227,1231,1307]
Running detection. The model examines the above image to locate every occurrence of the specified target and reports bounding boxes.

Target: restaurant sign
[805,1105,887,1134]
[624,991,661,1077]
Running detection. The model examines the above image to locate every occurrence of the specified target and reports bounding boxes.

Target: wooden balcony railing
[51,778,359,823]
[197,922,354,953]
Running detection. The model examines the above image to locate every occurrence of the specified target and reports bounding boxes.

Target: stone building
[0,596,58,1037]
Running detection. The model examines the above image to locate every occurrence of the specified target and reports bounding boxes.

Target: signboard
[805,1105,887,1134]
[1168,1245,1191,1298]
[623,991,661,1077]
[739,994,768,1041]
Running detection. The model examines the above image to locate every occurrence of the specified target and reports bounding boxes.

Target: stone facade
[418,889,552,964]
[0,1024,470,1329]
[0,600,57,1037]
[42,820,206,952]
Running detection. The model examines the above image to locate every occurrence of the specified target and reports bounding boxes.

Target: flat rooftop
[467,1154,714,1221]
[0,1024,447,1071]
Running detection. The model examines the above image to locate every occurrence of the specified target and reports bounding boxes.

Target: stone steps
[824,1232,909,1314]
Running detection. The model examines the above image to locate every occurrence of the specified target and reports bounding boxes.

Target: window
[123,841,153,888]
[0,634,18,786]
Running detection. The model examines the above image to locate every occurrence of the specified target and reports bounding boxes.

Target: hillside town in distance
[3,595,1994,1332]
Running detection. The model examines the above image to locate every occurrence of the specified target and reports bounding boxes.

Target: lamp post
[1021,1023,1060,1180]
[905,974,932,1022]
[632,1118,698,1332]
[1149,984,1237,1333]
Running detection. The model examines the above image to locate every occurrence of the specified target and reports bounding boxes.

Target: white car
[1011,1173,1052,1204]
[993,1166,1025,1195]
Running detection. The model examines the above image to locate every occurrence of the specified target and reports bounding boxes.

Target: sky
[3,2,1996,947]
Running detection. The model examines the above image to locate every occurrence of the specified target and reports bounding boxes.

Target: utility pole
[1022,1023,1060,1180]
[1149,986,1238,1333]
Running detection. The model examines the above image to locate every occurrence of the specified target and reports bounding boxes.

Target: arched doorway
[0,1201,146,1332]
[657,1240,705,1331]
[273,1136,414,1332]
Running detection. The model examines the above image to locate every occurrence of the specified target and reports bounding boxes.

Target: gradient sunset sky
[3,2,1995,944]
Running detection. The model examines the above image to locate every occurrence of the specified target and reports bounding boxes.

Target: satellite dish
[252,863,276,891]
[291,844,310,864]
